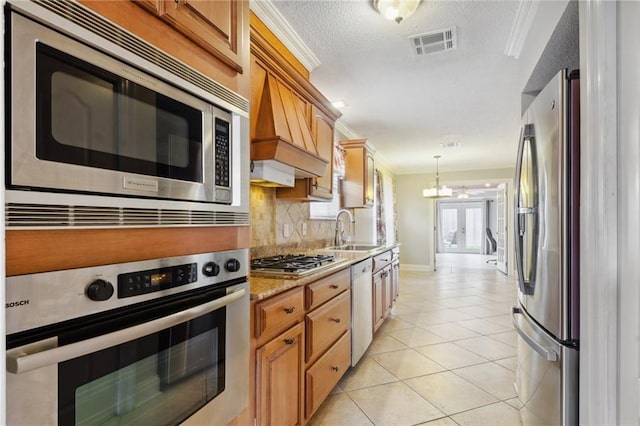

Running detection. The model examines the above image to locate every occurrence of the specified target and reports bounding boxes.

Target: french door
[438,201,484,253]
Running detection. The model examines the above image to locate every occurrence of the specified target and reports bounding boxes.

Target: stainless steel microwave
[6,1,250,225]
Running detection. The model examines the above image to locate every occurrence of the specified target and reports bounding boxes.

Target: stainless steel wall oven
[5,249,249,425]
[5,1,250,228]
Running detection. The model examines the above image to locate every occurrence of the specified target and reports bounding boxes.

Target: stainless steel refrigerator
[512,69,580,426]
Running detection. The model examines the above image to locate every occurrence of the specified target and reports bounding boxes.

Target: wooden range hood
[251,73,328,179]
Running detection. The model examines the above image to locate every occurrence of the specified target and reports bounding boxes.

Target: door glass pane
[440,207,458,250]
[464,207,482,250]
[60,310,225,425]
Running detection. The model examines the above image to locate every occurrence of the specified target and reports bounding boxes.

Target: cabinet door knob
[312,180,319,189]
[284,306,295,314]
[330,284,339,289]
[329,318,341,323]
[331,365,339,372]
[284,338,296,345]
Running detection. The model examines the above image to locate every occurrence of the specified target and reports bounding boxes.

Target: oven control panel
[118,263,198,298]
[5,249,248,336]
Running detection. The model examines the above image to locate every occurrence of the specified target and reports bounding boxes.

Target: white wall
[615,1,640,423]
[396,168,514,272]
[396,173,436,271]
[579,1,640,423]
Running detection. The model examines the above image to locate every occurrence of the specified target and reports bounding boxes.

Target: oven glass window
[58,309,225,425]
[35,43,204,182]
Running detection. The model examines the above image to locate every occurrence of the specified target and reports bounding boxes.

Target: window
[309,174,341,219]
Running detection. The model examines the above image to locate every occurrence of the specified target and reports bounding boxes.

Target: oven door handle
[7,287,246,375]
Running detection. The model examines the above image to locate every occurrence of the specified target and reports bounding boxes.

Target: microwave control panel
[214,118,231,198]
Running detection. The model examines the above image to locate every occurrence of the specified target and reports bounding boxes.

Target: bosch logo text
[6,300,29,308]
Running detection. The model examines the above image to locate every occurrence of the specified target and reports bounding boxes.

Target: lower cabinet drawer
[255,287,304,345]
[305,331,351,419]
[305,290,350,364]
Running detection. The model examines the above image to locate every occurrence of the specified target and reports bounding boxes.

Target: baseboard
[400,264,434,272]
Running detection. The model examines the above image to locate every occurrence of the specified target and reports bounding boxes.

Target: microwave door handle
[6,287,246,375]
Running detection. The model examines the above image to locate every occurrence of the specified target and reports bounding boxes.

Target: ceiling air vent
[410,27,457,56]
[440,142,462,149]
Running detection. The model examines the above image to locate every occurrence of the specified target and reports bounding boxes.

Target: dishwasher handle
[512,307,558,362]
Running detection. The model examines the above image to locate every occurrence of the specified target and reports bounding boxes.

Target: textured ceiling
[268,0,522,175]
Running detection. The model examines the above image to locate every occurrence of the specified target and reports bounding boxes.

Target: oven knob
[87,279,114,301]
[203,261,220,277]
[225,258,241,272]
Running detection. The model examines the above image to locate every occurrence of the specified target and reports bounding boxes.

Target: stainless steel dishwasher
[351,258,373,366]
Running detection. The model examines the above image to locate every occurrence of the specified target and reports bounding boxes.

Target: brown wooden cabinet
[276,105,336,201]
[251,268,352,425]
[305,268,350,311]
[305,331,351,418]
[305,290,350,365]
[250,12,341,194]
[373,269,385,333]
[255,286,305,346]
[372,248,398,334]
[383,265,393,317]
[391,260,400,303]
[135,0,246,73]
[256,322,305,426]
[340,139,375,208]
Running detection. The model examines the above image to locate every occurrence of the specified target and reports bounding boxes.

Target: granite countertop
[249,242,400,300]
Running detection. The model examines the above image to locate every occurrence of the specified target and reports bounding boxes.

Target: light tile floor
[309,254,523,426]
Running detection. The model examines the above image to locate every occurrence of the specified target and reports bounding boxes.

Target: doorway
[438,201,484,253]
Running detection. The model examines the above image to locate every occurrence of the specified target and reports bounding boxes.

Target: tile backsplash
[250,185,335,258]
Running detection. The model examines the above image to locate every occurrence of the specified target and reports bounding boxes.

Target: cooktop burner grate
[250,254,337,275]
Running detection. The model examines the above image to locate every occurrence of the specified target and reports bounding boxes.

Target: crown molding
[335,120,360,140]
[334,121,398,175]
[504,0,540,58]
[250,0,321,72]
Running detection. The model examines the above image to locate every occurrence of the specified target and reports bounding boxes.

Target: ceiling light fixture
[423,155,452,198]
[457,187,469,199]
[374,0,421,24]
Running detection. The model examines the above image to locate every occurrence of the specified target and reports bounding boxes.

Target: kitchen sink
[324,244,382,251]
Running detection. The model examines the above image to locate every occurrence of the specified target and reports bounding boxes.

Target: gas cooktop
[250,254,342,277]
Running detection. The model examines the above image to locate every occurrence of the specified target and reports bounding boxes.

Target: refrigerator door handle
[514,124,538,296]
[512,307,559,362]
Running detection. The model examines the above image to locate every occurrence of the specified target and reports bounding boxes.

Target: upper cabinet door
[135,0,245,73]
[309,106,335,199]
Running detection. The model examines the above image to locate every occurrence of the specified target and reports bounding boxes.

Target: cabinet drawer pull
[329,318,341,323]
[284,306,296,314]
[331,365,339,372]
[330,284,339,289]
[284,338,296,345]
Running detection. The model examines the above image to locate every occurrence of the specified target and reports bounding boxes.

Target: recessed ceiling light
[331,100,347,109]
[485,183,492,187]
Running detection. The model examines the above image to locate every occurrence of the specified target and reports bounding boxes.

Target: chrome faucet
[334,209,355,247]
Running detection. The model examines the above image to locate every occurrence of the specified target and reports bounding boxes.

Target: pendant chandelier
[423,155,452,198]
